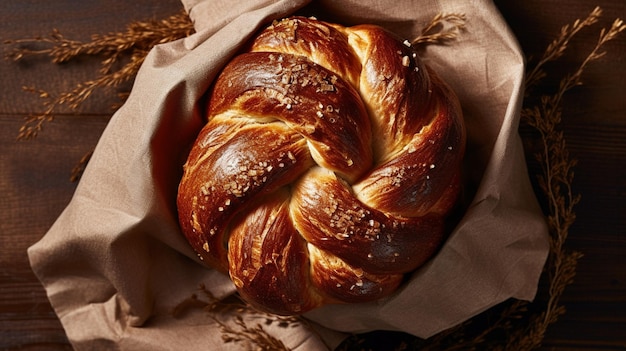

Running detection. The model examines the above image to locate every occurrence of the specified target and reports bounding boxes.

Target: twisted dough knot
[177,16,465,315]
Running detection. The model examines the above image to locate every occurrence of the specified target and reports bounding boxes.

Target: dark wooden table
[1,1,624,350]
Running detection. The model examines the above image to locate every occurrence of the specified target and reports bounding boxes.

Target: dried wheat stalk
[5,10,194,141]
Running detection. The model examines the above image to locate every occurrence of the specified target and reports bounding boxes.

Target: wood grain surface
[1,0,624,350]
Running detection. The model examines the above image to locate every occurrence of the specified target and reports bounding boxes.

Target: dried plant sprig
[216,315,291,351]
[7,10,195,140]
[17,86,56,140]
[525,6,602,90]
[502,14,625,351]
[4,11,194,65]
[412,13,467,46]
[173,284,307,351]
[17,53,146,140]
[173,294,292,350]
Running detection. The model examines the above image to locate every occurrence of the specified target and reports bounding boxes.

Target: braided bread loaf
[177,16,465,315]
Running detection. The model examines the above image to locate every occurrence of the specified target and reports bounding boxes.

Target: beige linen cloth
[28,0,550,349]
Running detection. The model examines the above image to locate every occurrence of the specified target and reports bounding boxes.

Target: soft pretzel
[177,16,465,315]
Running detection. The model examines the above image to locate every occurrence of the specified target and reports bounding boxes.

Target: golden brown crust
[177,16,466,315]
[291,167,445,275]
[228,189,323,314]
[353,67,465,217]
[176,118,314,270]
[349,24,434,161]
[249,17,362,87]
[207,51,373,182]
[308,244,403,303]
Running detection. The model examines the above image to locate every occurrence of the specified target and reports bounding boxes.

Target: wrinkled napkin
[28,0,549,349]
